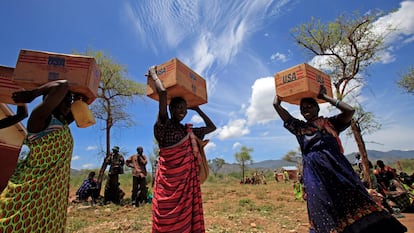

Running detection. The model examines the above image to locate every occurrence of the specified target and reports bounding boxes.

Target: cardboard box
[274,63,333,105]
[12,49,101,104]
[0,66,24,104]
[0,103,27,147]
[0,103,27,191]
[146,58,207,107]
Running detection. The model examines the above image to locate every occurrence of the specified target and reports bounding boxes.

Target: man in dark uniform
[104,146,125,205]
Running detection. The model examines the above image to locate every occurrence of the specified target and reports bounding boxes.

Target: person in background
[1,80,77,232]
[293,180,304,201]
[273,85,407,233]
[103,146,125,205]
[76,171,98,205]
[380,171,410,215]
[375,160,397,186]
[273,169,279,182]
[148,66,216,233]
[126,146,148,207]
[353,153,363,175]
[283,170,290,183]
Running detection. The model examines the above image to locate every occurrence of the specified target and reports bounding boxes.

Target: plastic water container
[71,100,96,128]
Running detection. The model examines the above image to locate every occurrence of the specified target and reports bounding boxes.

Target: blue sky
[1,1,413,170]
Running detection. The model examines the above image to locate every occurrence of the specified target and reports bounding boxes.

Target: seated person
[380,171,410,213]
[76,172,98,204]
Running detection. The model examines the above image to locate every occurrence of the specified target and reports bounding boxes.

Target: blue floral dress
[284,116,407,233]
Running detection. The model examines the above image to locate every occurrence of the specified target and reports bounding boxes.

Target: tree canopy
[83,50,146,156]
[209,157,225,177]
[235,146,253,180]
[398,66,414,94]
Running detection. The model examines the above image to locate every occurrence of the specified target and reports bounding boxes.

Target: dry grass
[66,177,309,233]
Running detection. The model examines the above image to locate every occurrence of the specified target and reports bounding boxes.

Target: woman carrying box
[1,80,76,233]
[148,66,216,233]
[273,86,407,233]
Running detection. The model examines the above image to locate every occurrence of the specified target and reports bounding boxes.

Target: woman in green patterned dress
[0,80,76,233]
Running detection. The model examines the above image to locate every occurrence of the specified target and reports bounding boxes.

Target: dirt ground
[399,213,414,233]
[66,180,414,233]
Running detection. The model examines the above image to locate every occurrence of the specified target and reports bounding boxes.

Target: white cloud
[377,50,396,64]
[124,0,290,82]
[86,146,97,151]
[216,118,250,140]
[233,142,242,149]
[245,77,277,125]
[72,155,80,161]
[404,35,414,43]
[204,141,216,154]
[372,1,414,59]
[190,114,203,124]
[374,1,414,43]
[270,52,288,62]
[82,163,95,169]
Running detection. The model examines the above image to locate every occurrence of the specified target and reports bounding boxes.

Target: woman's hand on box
[317,85,328,100]
[147,66,166,92]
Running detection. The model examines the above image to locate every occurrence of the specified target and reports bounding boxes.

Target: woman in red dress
[148,66,216,233]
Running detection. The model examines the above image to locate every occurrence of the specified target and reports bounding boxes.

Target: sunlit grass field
[67,172,309,233]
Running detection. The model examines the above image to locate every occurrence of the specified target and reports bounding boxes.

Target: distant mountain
[344,150,414,164]
[217,150,414,174]
[70,168,83,176]
[217,160,297,174]
[69,150,414,176]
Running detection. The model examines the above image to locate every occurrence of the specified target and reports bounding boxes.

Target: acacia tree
[208,157,225,177]
[291,12,392,187]
[282,147,302,163]
[235,146,253,181]
[82,50,146,190]
[398,66,414,94]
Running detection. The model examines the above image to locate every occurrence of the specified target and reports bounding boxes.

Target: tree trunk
[350,120,372,188]
[242,161,245,182]
[96,121,112,195]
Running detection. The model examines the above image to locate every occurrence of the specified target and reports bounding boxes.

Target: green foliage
[398,66,414,94]
[391,159,414,175]
[347,104,381,136]
[209,157,225,176]
[282,150,300,163]
[291,11,391,98]
[235,146,254,180]
[227,172,243,180]
[75,50,146,158]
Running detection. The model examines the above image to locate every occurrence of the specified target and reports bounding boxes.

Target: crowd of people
[354,159,414,217]
[240,171,267,184]
[74,145,149,207]
[1,70,412,233]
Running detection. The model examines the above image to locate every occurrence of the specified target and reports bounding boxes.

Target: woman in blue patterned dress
[273,86,407,233]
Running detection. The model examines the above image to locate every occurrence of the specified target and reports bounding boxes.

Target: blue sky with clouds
[1,1,413,170]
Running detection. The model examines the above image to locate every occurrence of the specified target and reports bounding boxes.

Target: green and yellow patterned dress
[0,117,73,233]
